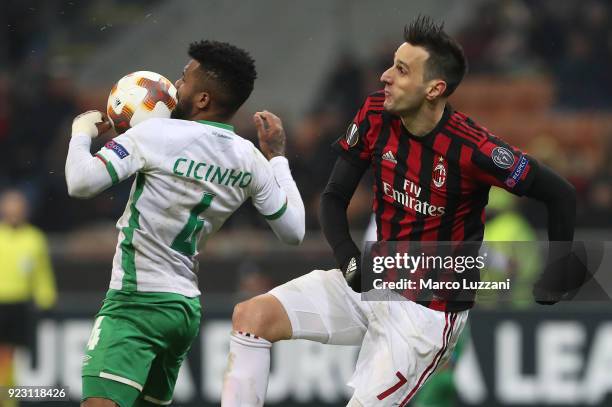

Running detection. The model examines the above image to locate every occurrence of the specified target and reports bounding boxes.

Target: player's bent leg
[349,305,469,406]
[81,312,155,406]
[82,291,201,407]
[222,269,368,407]
[346,396,365,407]
[135,294,201,407]
[232,293,292,342]
[82,375,140,407]
[222,294,289,407]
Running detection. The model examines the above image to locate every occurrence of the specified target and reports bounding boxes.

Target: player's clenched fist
[254,110,286,160]
[71,110,112,139]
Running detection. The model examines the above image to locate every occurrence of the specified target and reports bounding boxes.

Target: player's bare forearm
[254,110,286,160]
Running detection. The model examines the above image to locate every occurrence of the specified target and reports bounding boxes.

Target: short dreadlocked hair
[404,16,467,96]
[188,40,257,117]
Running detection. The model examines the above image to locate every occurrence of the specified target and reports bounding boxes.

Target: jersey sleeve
[94,129,146,185]
[249,146,289,218]
[471,133,539,196]
[331,92,384,167]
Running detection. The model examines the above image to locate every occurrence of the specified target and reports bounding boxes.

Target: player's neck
[400,101,445,137]
[191,111,230,125]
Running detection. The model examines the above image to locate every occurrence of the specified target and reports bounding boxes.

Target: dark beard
[170,99,190,119]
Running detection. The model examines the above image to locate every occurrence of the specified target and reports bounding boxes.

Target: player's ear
[195,92,210,109]
[426,79,447,101]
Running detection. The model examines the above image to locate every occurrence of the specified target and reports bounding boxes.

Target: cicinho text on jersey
[172,157,252,187]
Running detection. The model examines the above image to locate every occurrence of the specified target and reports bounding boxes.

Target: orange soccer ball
[107,71,177,134]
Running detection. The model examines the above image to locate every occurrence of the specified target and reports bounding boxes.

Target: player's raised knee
[231,294,291,342]
[232,297,268,332]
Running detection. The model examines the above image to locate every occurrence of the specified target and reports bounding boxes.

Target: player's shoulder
[129,118,239,143]
[240,138,269,167]
[445,109,493,147]
[360,90,386,114]
[124,119,211,156]
[130,118,208,134]
[131,117,172,131]
[350,90,389,129]
[124,117,177,141]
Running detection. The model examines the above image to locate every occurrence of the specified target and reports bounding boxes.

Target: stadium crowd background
[2,0,612,238]
[1,1,612,406]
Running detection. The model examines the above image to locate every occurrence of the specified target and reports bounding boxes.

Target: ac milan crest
[433,156,446,188]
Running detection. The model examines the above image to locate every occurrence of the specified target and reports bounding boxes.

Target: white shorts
[269,269,468,406]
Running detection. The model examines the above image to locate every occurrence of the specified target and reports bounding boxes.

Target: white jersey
[69,118,298,297]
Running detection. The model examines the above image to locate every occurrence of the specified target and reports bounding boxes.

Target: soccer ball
[107,71,177,134]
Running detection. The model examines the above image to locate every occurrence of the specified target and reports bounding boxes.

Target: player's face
[171,60,199,119]
[380,42,430,115]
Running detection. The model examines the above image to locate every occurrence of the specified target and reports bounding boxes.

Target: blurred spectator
[482,188,540,308]
[456,2,502,73]
[486,0,538,75]
[289,109,342,228]
[0,189,57,403]
[576,135,612,227]
[528,0,572,67]
[458,0,612,108]
[554,30,606,110]
[581,175,612,227]
[0,73,11,190]
[312,51,366,124]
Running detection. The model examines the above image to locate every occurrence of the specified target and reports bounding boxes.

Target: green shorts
[81,289,201,406]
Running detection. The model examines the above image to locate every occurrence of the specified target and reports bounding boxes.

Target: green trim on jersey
[105,289,200,302]
[196,120,234,131]
[120,173,146,291]
[95,153,119,185]
[264,199,288,220]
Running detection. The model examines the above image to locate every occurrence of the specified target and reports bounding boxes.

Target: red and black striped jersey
[333,91,539,312]
[334,91,538,243]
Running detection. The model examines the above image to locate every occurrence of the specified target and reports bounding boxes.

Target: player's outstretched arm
[524,163,576,241]
[320,156,369,292]
[66,110,146,199]
[524,163,577,304]
[65,111,114,198]
[252,111,305,245]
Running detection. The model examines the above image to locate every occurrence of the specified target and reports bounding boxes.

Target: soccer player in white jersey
[65,40,305,407]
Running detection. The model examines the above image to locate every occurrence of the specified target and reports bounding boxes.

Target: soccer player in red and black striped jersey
[222,16,576,407]
[322,19,575,306]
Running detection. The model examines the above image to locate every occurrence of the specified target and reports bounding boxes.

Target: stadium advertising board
[13,308,612,406]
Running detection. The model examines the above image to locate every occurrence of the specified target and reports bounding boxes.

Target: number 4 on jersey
[171,192,215,256]
[87,316,105,350]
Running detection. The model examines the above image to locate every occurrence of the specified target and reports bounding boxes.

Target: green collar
[196,120,234,131]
